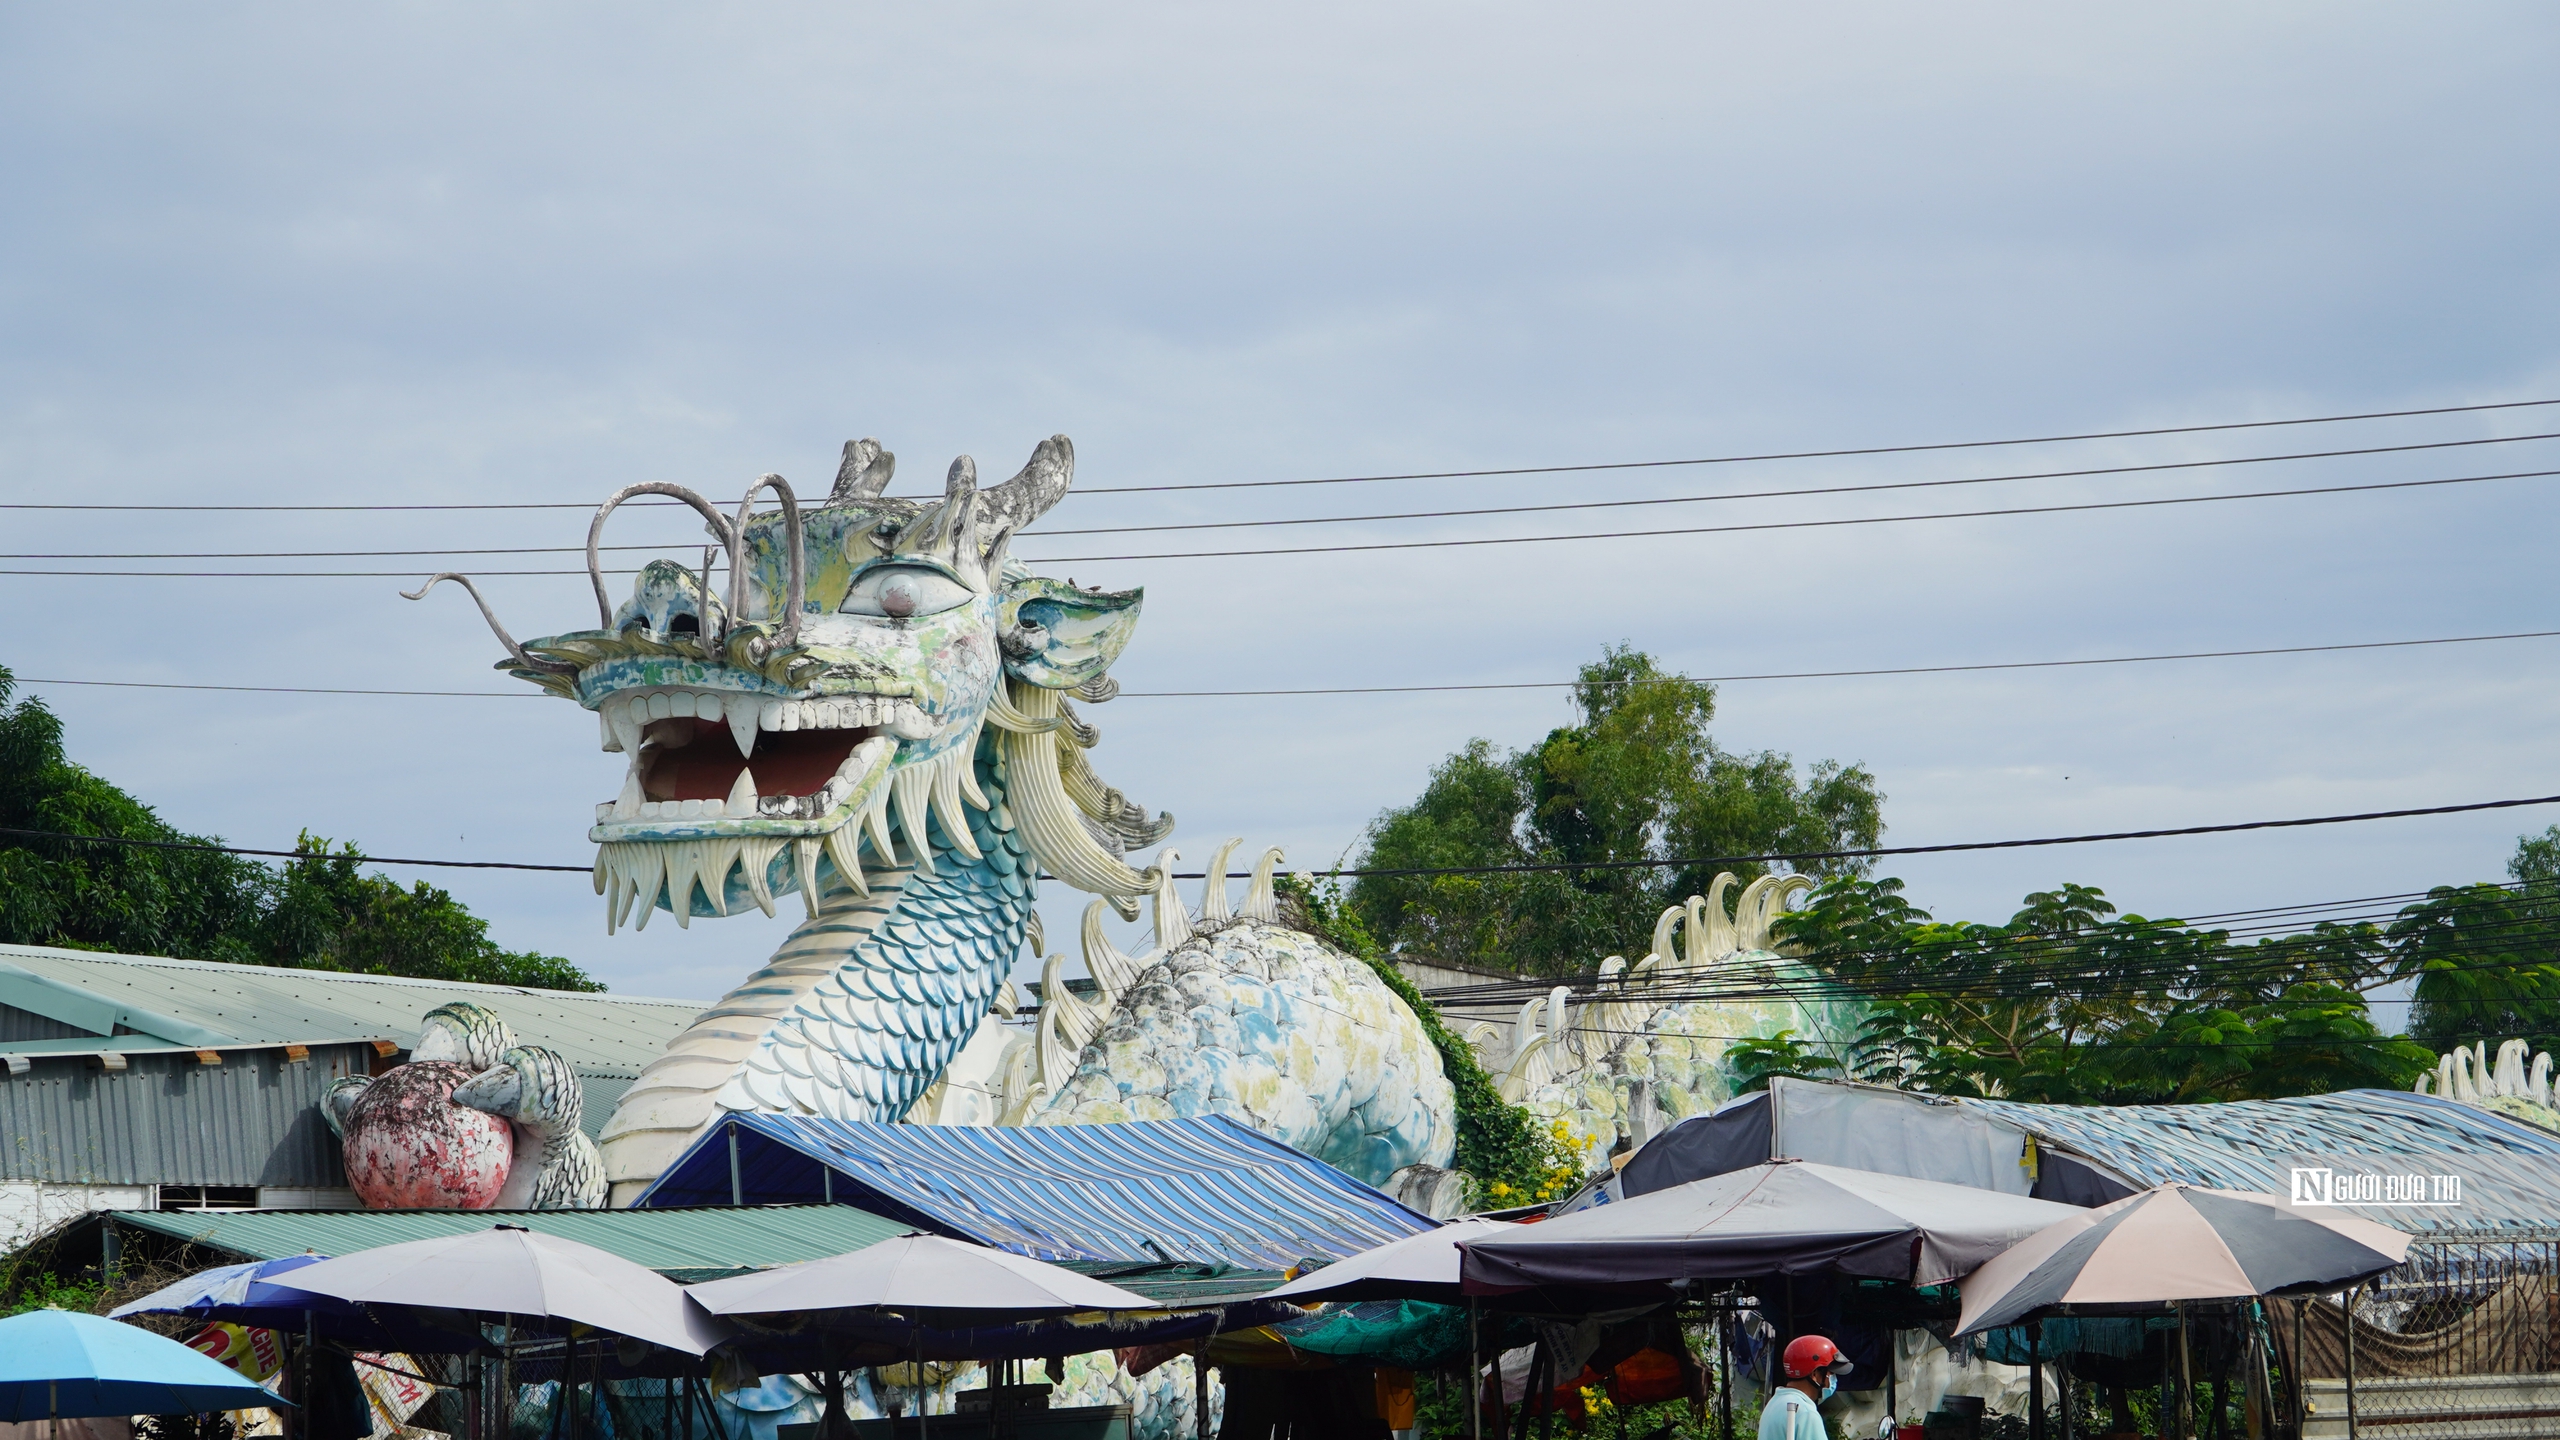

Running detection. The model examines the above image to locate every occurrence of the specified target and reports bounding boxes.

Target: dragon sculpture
[403,435,1455,1210]
[323,1002,604,1209]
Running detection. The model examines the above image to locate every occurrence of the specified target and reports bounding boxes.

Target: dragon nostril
[668,612,700,636]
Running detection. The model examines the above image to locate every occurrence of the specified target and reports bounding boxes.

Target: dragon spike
[822,824,868,898]
[832,438,896,503]
[739,837,782,919]
[1197,838,1243,923]
[1734,874,1815,951]
[1081,898,1150,996]
[1150,848,1192,950]
[1237,846,1286,922]
[1650,903,1685,970]
[930,748,981,860]
[955,722,991,811]
[891,764,939,876]
[861,787,899,873]
[1025,909,1045,957]
[1702,874,1739,958]
[792,838,824,920]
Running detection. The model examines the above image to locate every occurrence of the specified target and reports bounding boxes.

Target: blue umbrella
[0,1309,292,1421]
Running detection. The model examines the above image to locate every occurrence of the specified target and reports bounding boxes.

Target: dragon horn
[977,435,1074,537]
[832,438,896,502]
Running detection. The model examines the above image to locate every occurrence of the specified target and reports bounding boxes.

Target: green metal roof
[1054,1260,1291,1307]
[107,1204,912,1283]
[0,945,703,1069]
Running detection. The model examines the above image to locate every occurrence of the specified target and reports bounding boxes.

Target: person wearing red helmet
[1759,1335,1852,1440]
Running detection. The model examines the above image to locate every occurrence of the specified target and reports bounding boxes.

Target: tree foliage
[1774,876,2432,1104]
[1348,645,1884,975]
[0,669,599,990]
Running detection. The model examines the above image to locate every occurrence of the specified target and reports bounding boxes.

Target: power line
[7,395,2551,512]
[1019,465,2560,565]
[6,464,2553,578]
[15,429,2554,558]
[11,627,2560,703]
[7,790,2559,880]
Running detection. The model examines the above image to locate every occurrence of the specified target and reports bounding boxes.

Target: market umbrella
[0,1309,292,1421]
[1261,1218,1517,1303]
[687,1233,1159,1319]
[110,1255,349,1324]
[1459,1160,2082,1295]
[1955,1183,2411,1336]
[283,1223,732,1356]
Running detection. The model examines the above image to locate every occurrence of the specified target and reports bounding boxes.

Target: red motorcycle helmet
[1782,1335,1849,1380]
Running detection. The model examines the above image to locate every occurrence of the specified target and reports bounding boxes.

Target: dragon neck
[595,730,1036,1205]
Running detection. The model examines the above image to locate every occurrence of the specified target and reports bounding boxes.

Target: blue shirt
[1759,1386,1825,1440]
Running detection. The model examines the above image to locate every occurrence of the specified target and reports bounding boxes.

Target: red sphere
[341,1060,514,1209]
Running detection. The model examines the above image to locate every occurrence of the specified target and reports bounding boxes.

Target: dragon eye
[840,564,973,619]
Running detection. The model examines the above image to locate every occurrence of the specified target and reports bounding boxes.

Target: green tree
[1348,645,1884,974]
[2390,882,2560,1059]
[0,669,598,990]
[1775,876,2432,1104]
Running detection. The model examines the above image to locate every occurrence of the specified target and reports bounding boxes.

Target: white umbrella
[1261,1218,1518,1303]
[284,1223,732,1356]
[687,1233,1158,1318]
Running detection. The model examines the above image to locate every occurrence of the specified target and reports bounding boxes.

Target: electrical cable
[6,789,2560,879]
[11,626,2560,702]
[6,464,2554,577]
[7,395,2552,511]
[17,428,2556,558]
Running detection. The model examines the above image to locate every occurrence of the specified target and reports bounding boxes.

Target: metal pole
[915,1334,929,1440]
[2179,1303,2195,1440]
[728,1124,744,1206]
[1720,1302,1733,1440]
[1471,1297,1484,1440]
[2342,1286,2359,1440]
[2031,1321,2045,1440]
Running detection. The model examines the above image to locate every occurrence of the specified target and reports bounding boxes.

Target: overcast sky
[4,5,2557,1010]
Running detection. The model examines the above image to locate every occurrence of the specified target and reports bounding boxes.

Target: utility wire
[12,627,2560,702]
[14,429,2555,558]
[6,790,2560,879]
[1019,465,2560,565]
[6,395,2552,512]
[6,464,2554,577]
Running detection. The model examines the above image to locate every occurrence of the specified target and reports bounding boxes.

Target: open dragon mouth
[593,689,932,830]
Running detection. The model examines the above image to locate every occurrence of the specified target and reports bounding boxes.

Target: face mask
[1818,1377,1838,1403]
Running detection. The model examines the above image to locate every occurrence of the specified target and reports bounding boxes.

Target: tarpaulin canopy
[1460,1159,2082,1296]
[637,1113,1436,1268]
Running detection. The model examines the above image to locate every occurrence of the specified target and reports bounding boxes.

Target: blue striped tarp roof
[635,1113,1438,1268]
[1962,1089,2560,1232]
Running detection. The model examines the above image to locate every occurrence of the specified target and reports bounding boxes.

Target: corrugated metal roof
[1963,1089,2560,1232]
[0,945,702,1070]
[106,1203,912,1282]
[639,1113,1439,1270]
[0,1041,374,1185]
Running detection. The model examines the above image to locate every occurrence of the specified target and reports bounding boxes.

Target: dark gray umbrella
[1955,1183,2409,1335]
[1459,1159,2080,1293]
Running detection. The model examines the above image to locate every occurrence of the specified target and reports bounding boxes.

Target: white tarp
[1769,1078,2034,1196]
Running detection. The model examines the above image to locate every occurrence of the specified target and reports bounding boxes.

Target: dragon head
[413,434,1171,931]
